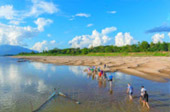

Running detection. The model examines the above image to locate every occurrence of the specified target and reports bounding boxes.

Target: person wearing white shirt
[140,86,146,101]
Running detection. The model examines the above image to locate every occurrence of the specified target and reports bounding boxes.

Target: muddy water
[0,57,169,112]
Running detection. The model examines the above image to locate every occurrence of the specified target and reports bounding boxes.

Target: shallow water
[0,57,170,112]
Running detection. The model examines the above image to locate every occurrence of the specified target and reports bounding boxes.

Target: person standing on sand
[127,83,133,100]
[143,91,150,109]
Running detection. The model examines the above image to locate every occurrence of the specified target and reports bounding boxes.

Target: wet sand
[13,56,170,82]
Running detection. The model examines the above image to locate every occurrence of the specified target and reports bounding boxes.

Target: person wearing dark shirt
[143,91,150,109]
[101,70,104,75]
[104,72,107,79]
[104,64,107,68]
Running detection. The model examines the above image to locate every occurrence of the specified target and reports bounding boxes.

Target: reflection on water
[0,57,170,112]
[69,66,87,77]
[115,72,131,80]
[31,62,57,72]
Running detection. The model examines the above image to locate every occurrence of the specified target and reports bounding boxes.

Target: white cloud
[0,17,52,46]
[115,32,136,46]
[27,0,59,17]
[0,0,58,47]
[0,1,56,46]
[31,40,47,51]
[168,32,170,38]
[69,35,91,48]
[69,27,117,48]
[0,5,16,20]
[87,24,93,27]
[75,13,90,17]
[102,27,117,35]
[32,40,56,51]
[102,35,111,43]
[69,18,74,21]
[70,13,91,20]
[0,23,38,45]
[50,40,56,44]
[152,33,164,43]
[107,11,117,14]
[47,34,51,37]
[0,0,58,25]
[9,20,21,25]
[34,18,53,31]
[0,0,57,45]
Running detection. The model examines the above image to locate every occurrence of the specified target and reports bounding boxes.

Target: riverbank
[13,56,170,82]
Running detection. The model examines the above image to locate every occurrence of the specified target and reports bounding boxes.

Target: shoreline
[12,56,170,82]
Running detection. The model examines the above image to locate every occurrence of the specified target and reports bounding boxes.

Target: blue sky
[0,0,170,51]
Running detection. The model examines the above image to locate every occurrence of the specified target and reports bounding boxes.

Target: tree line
[19,41,170,55]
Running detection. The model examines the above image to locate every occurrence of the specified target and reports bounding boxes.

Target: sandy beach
[13,56,170,82]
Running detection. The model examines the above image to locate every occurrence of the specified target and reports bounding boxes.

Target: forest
[19,41,170,56]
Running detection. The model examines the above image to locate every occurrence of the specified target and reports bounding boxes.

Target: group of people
[87,65,150,109]
[87,66,113,90]
[88,66,113,82]
[127,84,150,109]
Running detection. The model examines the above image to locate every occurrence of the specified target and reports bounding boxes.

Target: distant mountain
[0,45,37,56]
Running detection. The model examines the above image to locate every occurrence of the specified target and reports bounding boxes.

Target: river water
[0,57,169,112]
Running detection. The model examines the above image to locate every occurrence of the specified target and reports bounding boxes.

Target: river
[0,57,169,112]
